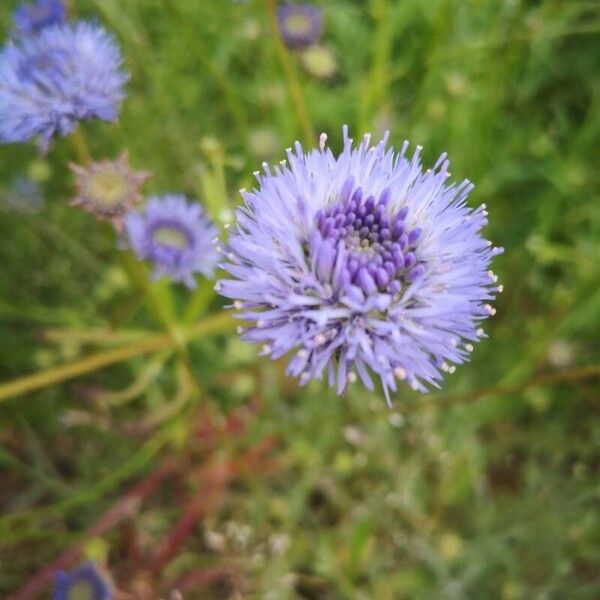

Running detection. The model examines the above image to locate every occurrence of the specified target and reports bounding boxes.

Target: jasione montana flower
[277,4,323,49]
[0,22,128,150]
[124,195,219,289]
[217,127,503,404]
[53,562,112,600]
[13,0,66,37]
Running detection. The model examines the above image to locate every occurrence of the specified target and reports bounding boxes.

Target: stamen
[319,132,327,150]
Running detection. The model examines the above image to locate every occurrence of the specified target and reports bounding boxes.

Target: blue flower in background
[2,176,44,213]
[0,22,128,151]
[124,195,219,289]
[277,3,323,49]
[53,562,112,600]
[13,0,66,36]
[217,127,504,404]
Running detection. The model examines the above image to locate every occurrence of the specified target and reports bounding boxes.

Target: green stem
[43,326,151,346]
[68,127,92,165]
[265,0,315,145]
[123,255,178,332]
[0,427,170,531]
[358,0,393,133]
[99,349,174,406]
[0,311,235,403]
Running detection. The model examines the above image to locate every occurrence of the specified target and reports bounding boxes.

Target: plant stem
[68,127,92,165]
[358,0,393,132]
[264,0,315,145]
[414,363,600,411]
[0,312,235,403]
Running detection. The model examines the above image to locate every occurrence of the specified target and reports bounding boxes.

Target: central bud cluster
[87,168,129,207]
[314,186,423,296]
[150,220,193,251]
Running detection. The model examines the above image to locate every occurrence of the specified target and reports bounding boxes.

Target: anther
[319,132,328,151]
[394,366,406,380]
[314,333,327,345]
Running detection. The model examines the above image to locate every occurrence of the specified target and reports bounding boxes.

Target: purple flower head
[53,562,112,600]
[13,0,66,36]
[277,4,323,49]
[217,127,504,405]
[0,22,128,151]
[124,194,219,289]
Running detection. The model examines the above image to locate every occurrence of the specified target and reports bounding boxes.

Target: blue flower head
[124,194,220,289]
[3,176,44,212]
[277,4,323,49]
[53,562,112,600]
[0,22,128,151]
[13,0,66,36]
[217,127,504,404]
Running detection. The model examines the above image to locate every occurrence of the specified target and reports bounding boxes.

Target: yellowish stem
[0,312,235,403]
[410,363,600,412]
[69,127,92,165]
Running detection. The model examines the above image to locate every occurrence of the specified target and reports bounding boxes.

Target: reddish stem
[8,458,177,600]
[146,436,279,576]
[174,565,237,594]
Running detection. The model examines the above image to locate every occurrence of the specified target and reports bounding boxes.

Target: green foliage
[0,0,598,598]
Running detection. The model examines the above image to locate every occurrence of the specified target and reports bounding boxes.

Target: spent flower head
[53,562,112,600]
[13,0,66,37]
[70,152,151,229]
[277,4,323,49]
[217,127,503,404]
[124,194,219,289]
[0,22,128,151]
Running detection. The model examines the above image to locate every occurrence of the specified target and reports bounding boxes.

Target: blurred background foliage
[0,0,599,598]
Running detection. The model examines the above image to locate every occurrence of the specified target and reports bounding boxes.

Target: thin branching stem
[416,363,600,411]
[0,312,235,403]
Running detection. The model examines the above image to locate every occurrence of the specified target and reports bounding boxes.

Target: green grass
[0,0,599,598]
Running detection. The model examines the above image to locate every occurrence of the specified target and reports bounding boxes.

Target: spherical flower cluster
[70,152,151,229]
[13,0,66,37]
[0,22,128,150]
[54,562,112,600]
[124,195,219,289]
[277,4,323,49]
[217,127,503,404]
